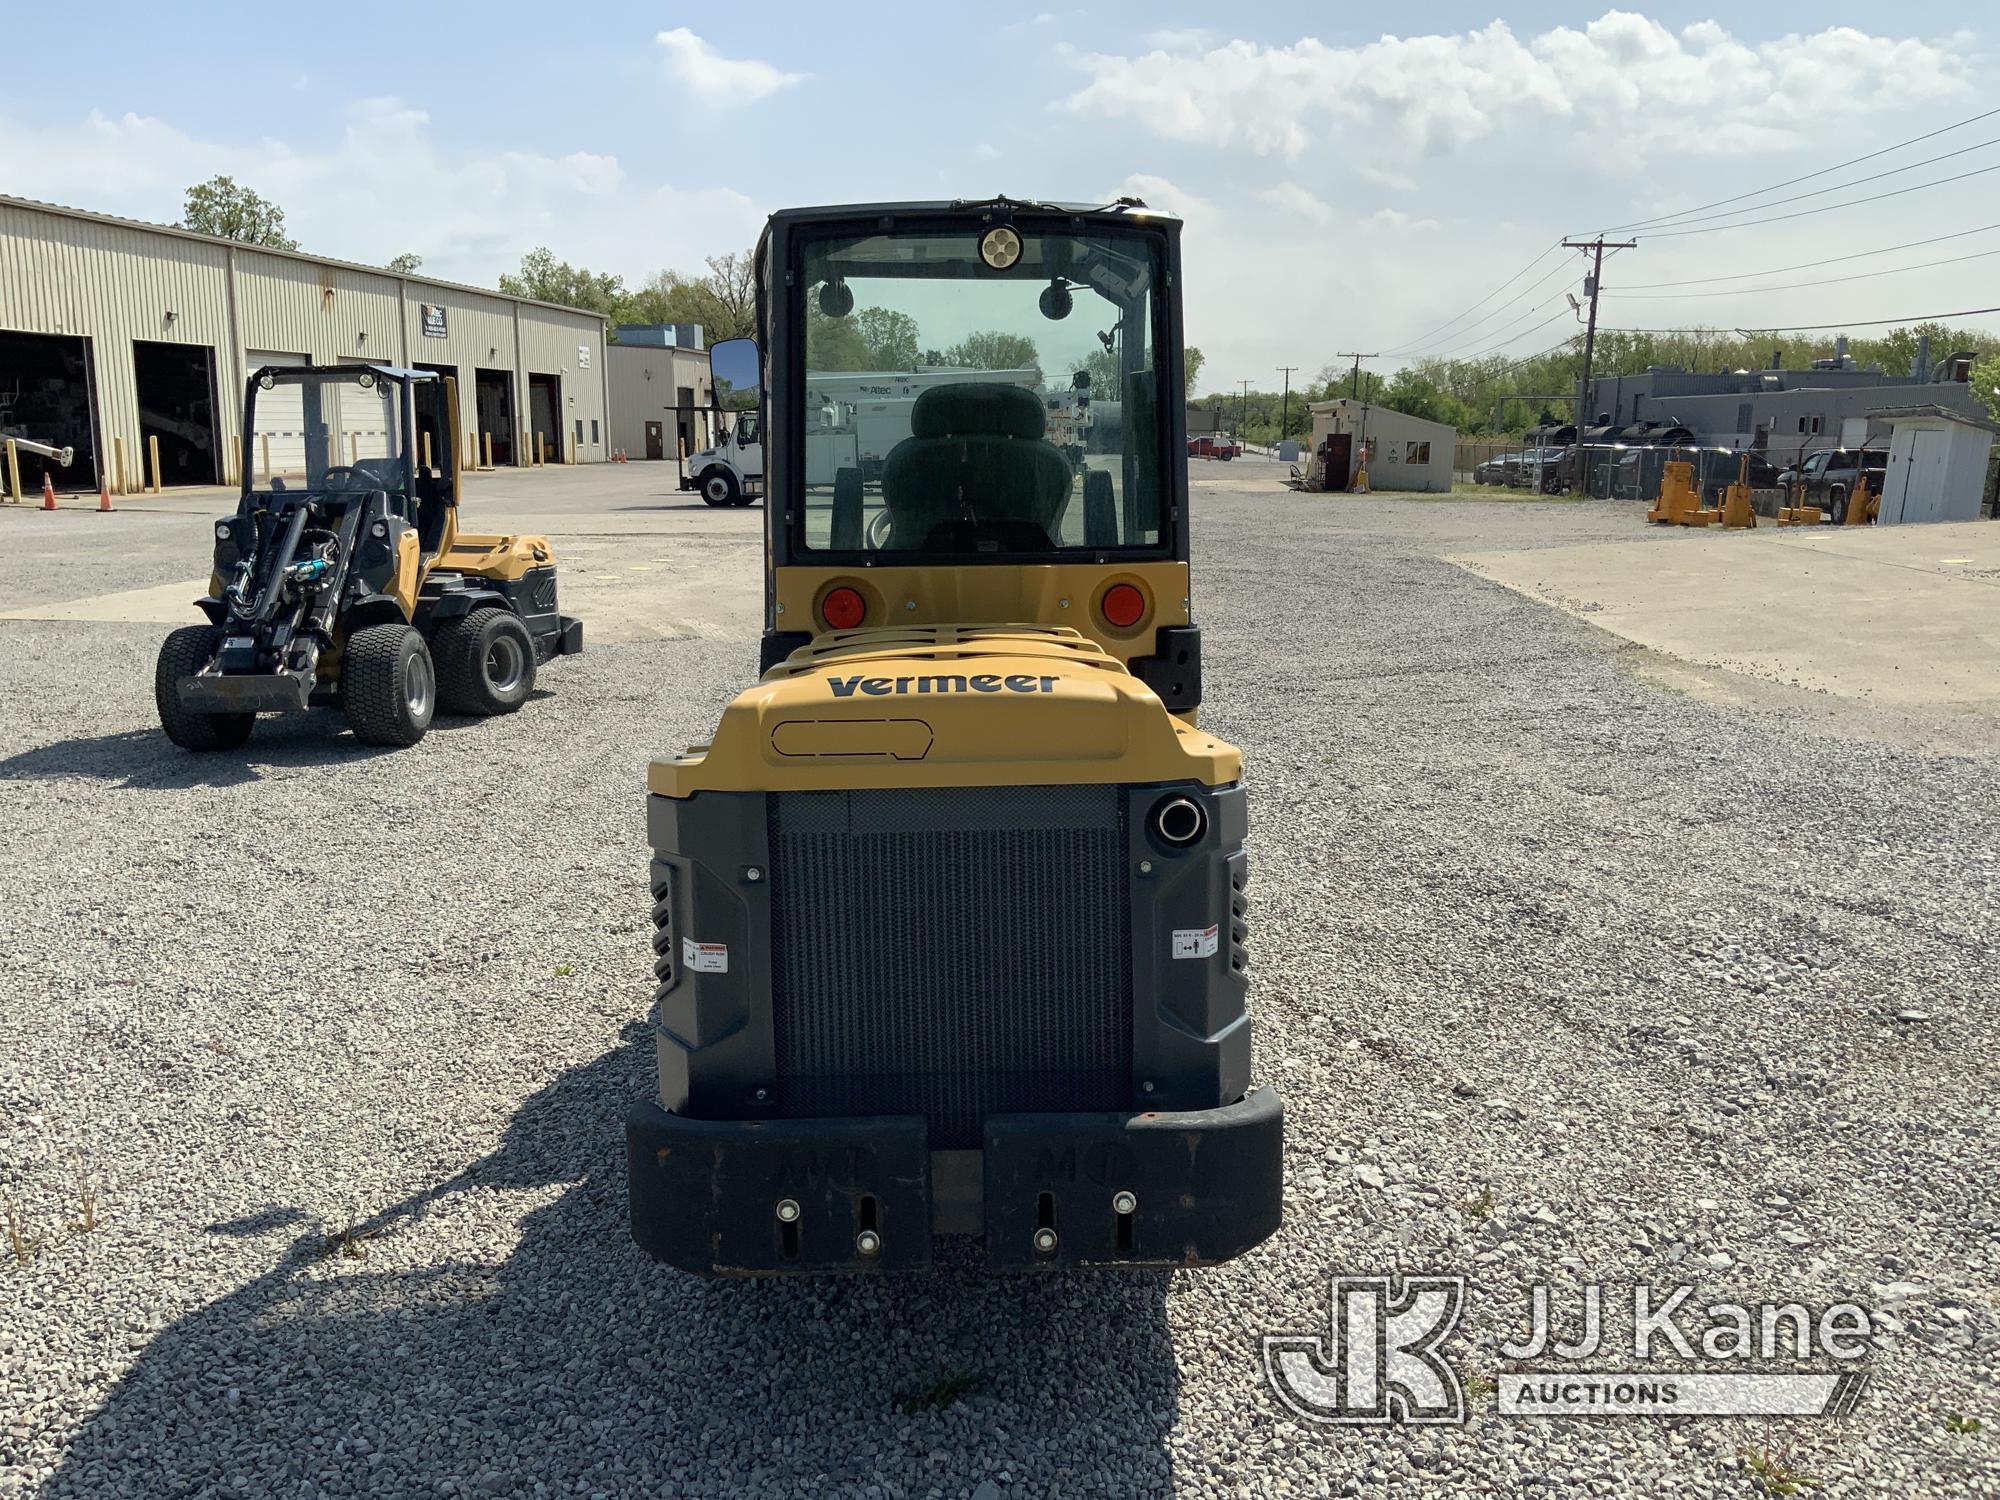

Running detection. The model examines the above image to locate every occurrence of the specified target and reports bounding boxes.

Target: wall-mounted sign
[577,344,592,369]
[421,304,448,338]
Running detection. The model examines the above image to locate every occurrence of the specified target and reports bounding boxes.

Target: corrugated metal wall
[0,198,607,485]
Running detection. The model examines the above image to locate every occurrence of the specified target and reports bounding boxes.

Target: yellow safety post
[260,435,273,485]
[1844,475,1878,526]
[422,430,433,471]
[1775,478,1823,527]
[4,438,20,503]
[349,432,360,465]
[523,429,534,467]
[1717,453,1757,529]
[112,436,127,496]
[1648,458,1701,524]
[538,432,549,466]
[147,436,163,494]
[482,432,494,470]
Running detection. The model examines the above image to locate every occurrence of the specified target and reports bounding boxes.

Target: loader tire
[433,608,536,716]
[155,625,254,752]
[341,623,435,747]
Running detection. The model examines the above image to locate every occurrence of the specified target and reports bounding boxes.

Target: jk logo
[1263,1275,1466,1425]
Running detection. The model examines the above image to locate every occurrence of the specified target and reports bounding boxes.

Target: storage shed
[1306,399,1456,493]
[1869,404,1998,525]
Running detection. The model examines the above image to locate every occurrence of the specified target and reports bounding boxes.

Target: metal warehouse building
[0,194,608,493]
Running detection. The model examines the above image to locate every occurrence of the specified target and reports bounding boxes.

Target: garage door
[246,350,307,484]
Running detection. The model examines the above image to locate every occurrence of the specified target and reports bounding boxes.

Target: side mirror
[709,337,761,412]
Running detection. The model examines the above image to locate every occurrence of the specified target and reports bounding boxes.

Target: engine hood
[648,625,1240,796]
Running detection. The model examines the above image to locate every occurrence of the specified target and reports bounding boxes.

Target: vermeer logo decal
[828,674,1058,698]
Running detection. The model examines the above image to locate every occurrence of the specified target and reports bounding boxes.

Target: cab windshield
[796,222,1165,557]
[247,369,409,497]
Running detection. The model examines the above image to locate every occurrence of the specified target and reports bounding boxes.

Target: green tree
[180,176,298,249]
[946,330,1040,373]
[856,307,921,368]
[628,251,758,343]
[1970,351,2000,424]
[1072,346,1121,394]
[499,247,626,319]
[804,302,873,371]
[1184,346,1205,400]
[386,252,423,274]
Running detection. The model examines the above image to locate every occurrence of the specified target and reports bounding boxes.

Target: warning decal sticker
[1172,924,1220,960]
[681,938,729,974]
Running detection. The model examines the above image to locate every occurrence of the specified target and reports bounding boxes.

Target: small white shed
[1306,399,1456,493]
[1869,404,1997,525]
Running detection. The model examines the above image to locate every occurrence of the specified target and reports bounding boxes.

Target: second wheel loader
[156,364,581,751]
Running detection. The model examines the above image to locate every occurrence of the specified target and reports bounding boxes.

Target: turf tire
[154,625,254,752]
[341,623,435,747]
[433,609,536,716]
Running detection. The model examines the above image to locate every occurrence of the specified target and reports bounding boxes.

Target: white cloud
[974,142,1002,160]
[1354,164,1416,194]
[655,27,805,106]
[0,102,765,289]
[1063,13,1973,164]
[1250,184,1334,225]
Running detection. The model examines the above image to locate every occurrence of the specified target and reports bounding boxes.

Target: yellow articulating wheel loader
[156,365,581,750]
[627,199,1283,1274]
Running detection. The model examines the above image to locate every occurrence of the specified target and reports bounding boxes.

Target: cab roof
[764,197,1181,229]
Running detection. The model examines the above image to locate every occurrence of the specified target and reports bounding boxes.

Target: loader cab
[239,365,457,558]
[739,200,1200,712]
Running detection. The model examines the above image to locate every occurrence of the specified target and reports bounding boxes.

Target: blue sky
[2,4,1993,392]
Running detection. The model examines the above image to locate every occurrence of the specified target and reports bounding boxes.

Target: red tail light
[821,586,866,630]
[1100,583,1147,629]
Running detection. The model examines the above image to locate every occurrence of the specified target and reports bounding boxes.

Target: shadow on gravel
[0,698,556,788]
[42,1026,1183,1498]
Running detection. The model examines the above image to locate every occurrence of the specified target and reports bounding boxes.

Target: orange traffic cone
[41,472,57,510]
[97,476,114,513]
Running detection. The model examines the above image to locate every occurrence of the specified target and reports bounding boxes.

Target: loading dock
[0,330,98,490]
[476,368,518,466]
[413,360,459,468]
[132,340,219,487]
[528,372,562,463]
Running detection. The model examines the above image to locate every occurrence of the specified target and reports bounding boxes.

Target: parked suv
[1776,447,1886,523]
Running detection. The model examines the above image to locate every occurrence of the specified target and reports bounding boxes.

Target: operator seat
[880,383,1073,549]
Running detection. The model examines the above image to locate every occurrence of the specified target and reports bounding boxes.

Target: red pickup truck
[1188,435,1241,461]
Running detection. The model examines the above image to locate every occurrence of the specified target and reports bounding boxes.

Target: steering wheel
[866,508,894,550]
[318,465,360,490]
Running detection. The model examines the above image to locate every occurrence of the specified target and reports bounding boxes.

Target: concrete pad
[1452,519,2000,714]
[0,578,209,624]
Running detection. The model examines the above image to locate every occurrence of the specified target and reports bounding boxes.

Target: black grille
[768,786,1132,1148]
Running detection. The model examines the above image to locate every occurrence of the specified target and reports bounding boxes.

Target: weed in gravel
[1459,1184,1497,1218]
[5,1200,42,1266]
[553,963,575,977]
[897,1371,986,1414]
[1464,1371,1497,1402]
[71,1173,102,1233]
[321,1220,383,1260]
[1742,1440,1816,1495]
[1944,1413,1984,1434]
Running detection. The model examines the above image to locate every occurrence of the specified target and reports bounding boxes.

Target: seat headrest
[910,382,1046,441]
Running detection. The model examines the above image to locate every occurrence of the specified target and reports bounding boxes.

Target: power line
[1463,307,1577,361]
[1616,133,2000,236]
[1592,103,2000,235]
[1377,240,1564,354]
[1603,244,2000,300]
[1638,160,2000,240]
[1615,222,2000,289]
[1602,304,2000,335]
[1385,255,1579,356]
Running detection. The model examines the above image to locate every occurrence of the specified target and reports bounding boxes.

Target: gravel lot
[2,466,1995,1498]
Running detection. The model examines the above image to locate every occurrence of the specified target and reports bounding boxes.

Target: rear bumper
[556,614,584,656]
[626,1085,1283,1276]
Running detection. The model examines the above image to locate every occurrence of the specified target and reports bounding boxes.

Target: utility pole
[1276,366,1298,443]
[1336,352,1376,401]
[1239,379,1252,439]
[1560,237,1635,496]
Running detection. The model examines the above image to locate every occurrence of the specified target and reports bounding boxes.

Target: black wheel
[433,609,536,716]
[155,625,254,752]
[341,623,435,747]
[1827,486,1846,525]
[700,467,739,507]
